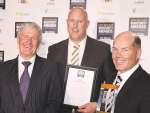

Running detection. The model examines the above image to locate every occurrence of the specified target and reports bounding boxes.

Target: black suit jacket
[106,66,150,113]
[0,55,62,113]
[48,36,116,113]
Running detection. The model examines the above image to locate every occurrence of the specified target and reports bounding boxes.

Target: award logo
[70,0,86,9]
[97,22,115,40]
[42,17,58,34]
[15,22,25,38]
[77,70,85,78]
[0,0,5,10]
[129,18,149,36]
[18,0,28,3]
[0,51,4,63]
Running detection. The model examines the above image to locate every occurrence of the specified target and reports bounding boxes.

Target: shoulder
[87,36,110,48]
[48,39,68,50]
[36,55,58,68]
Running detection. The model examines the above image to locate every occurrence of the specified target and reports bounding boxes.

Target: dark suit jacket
[47,36,116,113]
[106,66,150,113]
[0,55,62,113]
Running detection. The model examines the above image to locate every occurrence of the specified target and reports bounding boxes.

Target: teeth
[117,61,123,62]
[25,46,31,48]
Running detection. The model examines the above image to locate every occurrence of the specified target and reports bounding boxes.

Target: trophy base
[96,111,110,113]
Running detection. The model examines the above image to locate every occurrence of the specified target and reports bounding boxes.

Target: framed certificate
[62,64,98,108]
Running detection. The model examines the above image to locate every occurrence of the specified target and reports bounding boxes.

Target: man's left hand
[77,102,97,113]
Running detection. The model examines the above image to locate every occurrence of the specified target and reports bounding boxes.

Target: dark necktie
[20,61,31,103]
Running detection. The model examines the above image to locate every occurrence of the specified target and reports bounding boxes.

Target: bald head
[66,7,90,44]
[114,31,141,50]
[68,7,88,21]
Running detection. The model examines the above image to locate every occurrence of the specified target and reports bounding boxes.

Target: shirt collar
[68,35,87,48]
[118,63,139,81]
[18,55,36,65]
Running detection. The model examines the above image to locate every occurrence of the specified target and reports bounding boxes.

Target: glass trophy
[96,84,118,113]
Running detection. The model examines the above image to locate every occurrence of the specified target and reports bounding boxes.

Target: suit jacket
[106,66,150,113]
[47,36,116,113]
[0,55,62,113]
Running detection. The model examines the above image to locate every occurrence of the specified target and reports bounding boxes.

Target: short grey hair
[132,34,141,49]
[17,22,42,43]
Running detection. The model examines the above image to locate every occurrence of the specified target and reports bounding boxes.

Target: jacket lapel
[81,36,94,66]
[9,57,23,103]
[25,55,43,104]
[115,66,142,107]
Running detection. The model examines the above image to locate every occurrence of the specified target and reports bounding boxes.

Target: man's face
[67,8,90,44]
[112,35,141,74]
[17,28,40,60]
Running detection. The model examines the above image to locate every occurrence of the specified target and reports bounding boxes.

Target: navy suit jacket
[47,36,116,113]
[106,66,150,113]
[0,55,62,113]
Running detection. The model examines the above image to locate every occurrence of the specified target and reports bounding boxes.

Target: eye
[123,49,128,52]
[112,48,117,52]
[31,37,37,41]
[78,20,82,23]
[70,19,74,22]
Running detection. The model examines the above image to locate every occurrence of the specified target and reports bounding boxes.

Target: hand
[77,102,97,113]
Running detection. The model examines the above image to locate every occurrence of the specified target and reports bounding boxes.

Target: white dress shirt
[18,55,36,82]
[67,35,87,66]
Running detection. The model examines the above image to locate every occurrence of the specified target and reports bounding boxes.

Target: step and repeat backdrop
[0,0,150,73]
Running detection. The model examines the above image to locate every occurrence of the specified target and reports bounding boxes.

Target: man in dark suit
[47,7,115,113]
[106,31,150,113]
[0,22,62,113]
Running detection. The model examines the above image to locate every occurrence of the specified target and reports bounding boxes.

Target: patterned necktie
[71,45,80,65]
[20,61,31,103]
[115,74,123,88]
[105,74,123,112]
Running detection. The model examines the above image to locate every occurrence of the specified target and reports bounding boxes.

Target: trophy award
[96,84,118,113]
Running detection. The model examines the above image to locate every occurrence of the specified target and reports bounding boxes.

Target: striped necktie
[105,74,123,112]
[71,45,80,65]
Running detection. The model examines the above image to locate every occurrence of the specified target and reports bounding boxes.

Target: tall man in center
[47,7,116,113]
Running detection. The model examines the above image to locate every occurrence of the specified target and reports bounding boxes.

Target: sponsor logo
[101,0,113,2]
[98,12,115,15]
[16,12,30,16]
[47,0,55,5]
[135,0,144,4]
[18,0,28,3]
[133,8,147,13]
[0,43,3,45]
[45,9,57,13]
[0,29,2,34]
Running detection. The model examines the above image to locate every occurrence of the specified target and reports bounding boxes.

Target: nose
[73,21,78,28]
[116,51,122,57]
[27,38,31,43]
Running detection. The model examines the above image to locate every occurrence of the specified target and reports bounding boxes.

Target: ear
[37,43,40,49]
[136,48,142,60]
[86,20,90,28]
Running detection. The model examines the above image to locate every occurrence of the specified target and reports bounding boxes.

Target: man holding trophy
[99,31,150,113]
